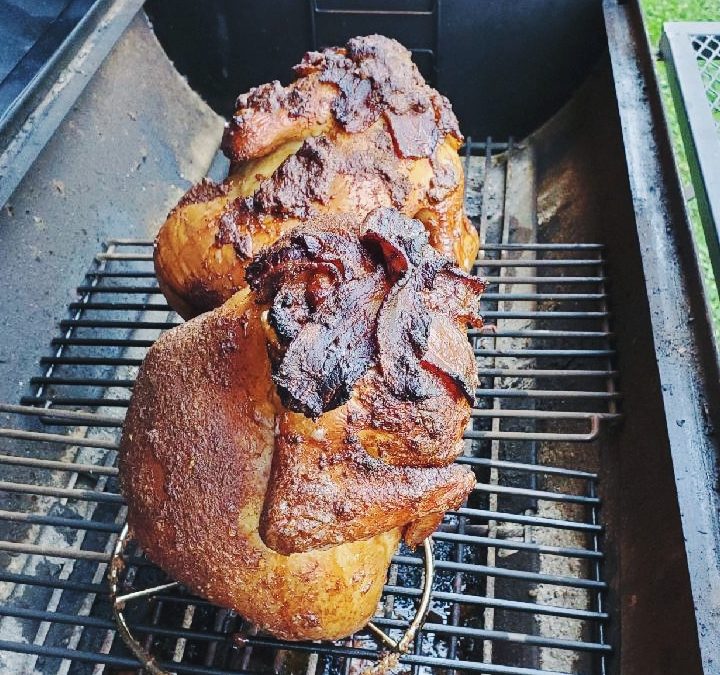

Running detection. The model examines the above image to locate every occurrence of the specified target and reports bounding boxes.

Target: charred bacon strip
[246,208,484,418]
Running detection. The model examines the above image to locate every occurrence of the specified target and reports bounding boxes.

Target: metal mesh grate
[661,22,720,300]
[0,138,617,674]
[691,33,720,132]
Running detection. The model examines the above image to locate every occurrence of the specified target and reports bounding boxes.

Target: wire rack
[691,32,720,131]
[0,138,618,674]
[661,22,720,300]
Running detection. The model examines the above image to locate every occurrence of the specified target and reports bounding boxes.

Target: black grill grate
[0,139,617,674]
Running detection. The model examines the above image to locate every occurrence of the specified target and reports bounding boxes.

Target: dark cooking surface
[0,137,618,673]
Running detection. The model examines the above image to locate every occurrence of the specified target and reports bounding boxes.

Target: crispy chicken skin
[154,35,479,319]
[119,290,400,640]
[120,210,484,640]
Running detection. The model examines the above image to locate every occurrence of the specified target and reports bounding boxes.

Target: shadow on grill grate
[0,139,618,674]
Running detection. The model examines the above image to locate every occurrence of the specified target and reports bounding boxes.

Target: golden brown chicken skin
[119,290,400,640]
[120,209,484,640]
[154,35,479,319]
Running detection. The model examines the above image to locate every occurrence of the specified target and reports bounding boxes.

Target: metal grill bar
[0,454,118,475]
[85,270,157,277]
[19,397,131,407]
[29,377,135,387]
[475,349,613,357]
[476,369,615,377]
[0,639,577,675]
[479,311,609,319]
[39,357,143,366]
[478,244,604,250]
[0,403,120,423]
[0,511,122,533]
[58,320,177,329]
[0,428,117,448]
[95,253,153,261]
[481,293,606,300]
[68,303,171,311]
[0,607,610,655]
[483,277,605,284]
[457,456,597,479]
[474,260,607,267]
[475,389,618,399]
[431,534,603,560]
[50,337,155,347]
[75,286,162,293]
[0,482,123,503]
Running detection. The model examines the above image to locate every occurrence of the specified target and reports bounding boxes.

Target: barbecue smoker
[0,1,719,674]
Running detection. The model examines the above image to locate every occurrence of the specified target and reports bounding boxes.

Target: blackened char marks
[273,273,386,416]
[254,138,333,219]
[362,206,426,274]
[215,197,255,258]
[247,222,370,307]
[254,130,410,219]
[324,61,377,134]
[364,209,449,400]
[363,209,484,403]
[246,209,485,418]
[175,179,229,210]
[247,226,384,417]
[305,34,462,158]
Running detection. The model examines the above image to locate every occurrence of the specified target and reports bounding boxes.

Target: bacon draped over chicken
[247,208,484,417]
[154,35,479,319]
[248,208,485,554]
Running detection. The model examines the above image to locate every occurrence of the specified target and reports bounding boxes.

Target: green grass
[639,0,720,338]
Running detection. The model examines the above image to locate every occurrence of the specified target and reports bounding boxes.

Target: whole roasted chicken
[119,209,484,640]
[154,35,479,319]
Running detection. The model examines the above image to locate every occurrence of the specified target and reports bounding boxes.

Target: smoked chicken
[119,209,485,640]
[154,35,479,319]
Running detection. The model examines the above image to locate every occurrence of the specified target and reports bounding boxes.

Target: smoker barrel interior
[0,1,719,674]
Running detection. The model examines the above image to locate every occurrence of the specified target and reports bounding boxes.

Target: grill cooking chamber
[0,2,718,674]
